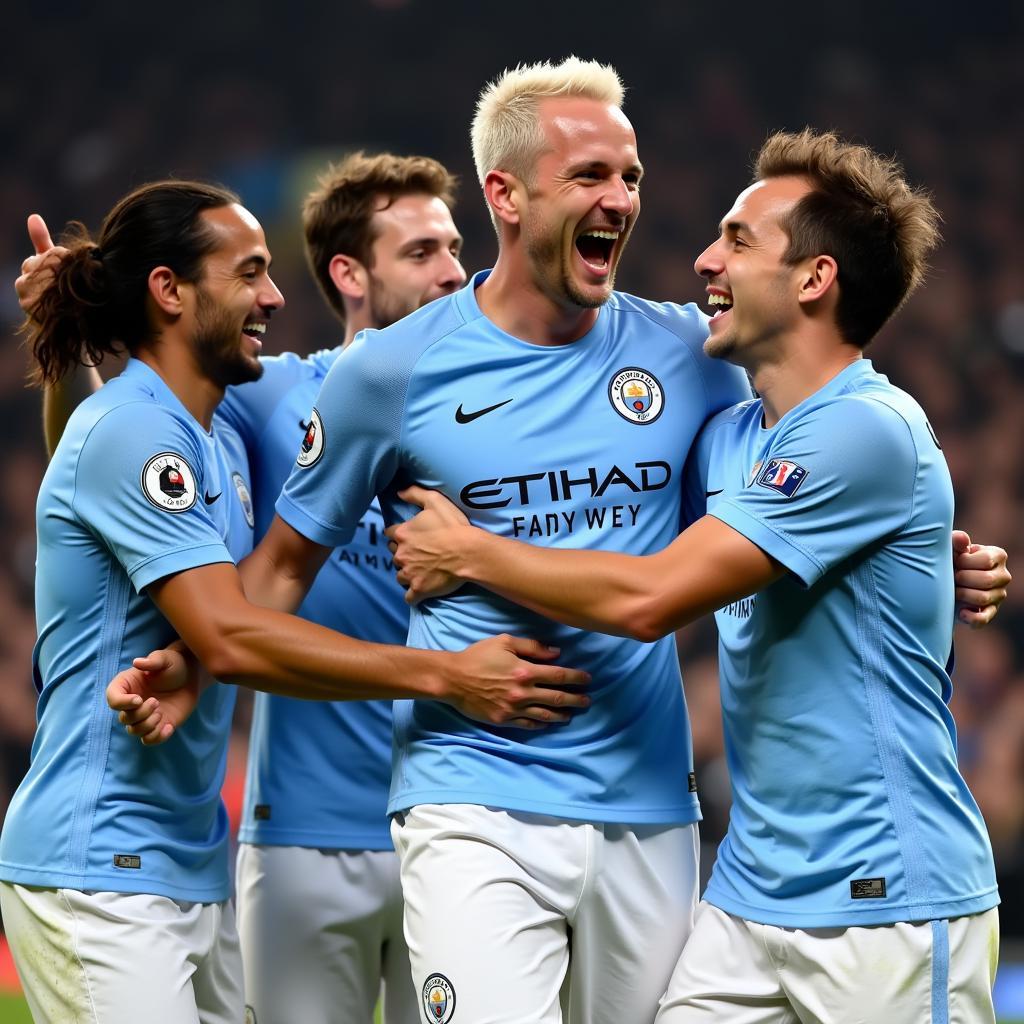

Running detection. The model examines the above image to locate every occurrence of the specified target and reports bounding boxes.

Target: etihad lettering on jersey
[512,504,641,538]
[460,460,671,510]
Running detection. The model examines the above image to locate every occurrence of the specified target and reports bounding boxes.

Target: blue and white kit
[278,270,752,825]
[216,348,404,850]
[0,358,254,902]
[684,358,999,927]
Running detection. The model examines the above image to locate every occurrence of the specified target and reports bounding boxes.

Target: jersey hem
[276,493,354,549]
[237,829,393,850]
[709,504,823,587]
[704,886,1000,927]
[129,544,234,592]
[0,864,230,903]
[388,790,702,825]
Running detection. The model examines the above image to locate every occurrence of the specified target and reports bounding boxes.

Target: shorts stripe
[931,918,949,1024]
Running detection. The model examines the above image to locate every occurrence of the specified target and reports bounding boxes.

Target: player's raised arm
[16,214,104,455]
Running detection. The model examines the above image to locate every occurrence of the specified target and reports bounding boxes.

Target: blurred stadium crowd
[1,1,1021,936]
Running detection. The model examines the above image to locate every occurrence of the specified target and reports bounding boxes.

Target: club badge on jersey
[296,408,325,468]
[607,366,665,425]
[141,452,198,512]
[232,471,255,528]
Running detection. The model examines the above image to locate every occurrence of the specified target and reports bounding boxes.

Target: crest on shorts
[422,973,455,1023]
[141,453,197,513]
[608,367,664,425]
[296,408,325,468]
[232,471,255,528]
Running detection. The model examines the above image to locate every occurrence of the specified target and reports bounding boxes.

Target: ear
[328,253,367,302]
[797,254,839,306]
[483,170,523,227]
[148,266,187,317]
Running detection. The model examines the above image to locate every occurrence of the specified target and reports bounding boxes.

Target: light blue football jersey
[0,359,254,902]
[277,271,751,824]
[217,349,403,850]
[685,359,998,926]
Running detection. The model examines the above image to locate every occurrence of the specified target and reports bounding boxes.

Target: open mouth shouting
[575,228,620,278]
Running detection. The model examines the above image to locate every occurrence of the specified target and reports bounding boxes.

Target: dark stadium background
[1,1,1022,1019]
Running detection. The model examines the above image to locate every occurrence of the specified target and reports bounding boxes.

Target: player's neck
[136,346,224,432]
[751,339,862,428]
[478,256,599,347]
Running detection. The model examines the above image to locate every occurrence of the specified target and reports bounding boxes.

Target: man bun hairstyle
[302,151,458,325]
[26,180,239,386]
[755,128,941,347]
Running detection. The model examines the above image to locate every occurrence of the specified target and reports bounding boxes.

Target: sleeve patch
[141,452,198,513]
[296,407,325,468]
[756,459,808,498]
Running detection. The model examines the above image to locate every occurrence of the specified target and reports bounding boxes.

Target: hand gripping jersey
[684,359,998,926]
[278,271,751,824]
[0,360,254,902]
[217,349,405,849]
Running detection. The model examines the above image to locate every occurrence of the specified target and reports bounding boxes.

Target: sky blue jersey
[0,360,254,902]
[277,271,751,824]
[217,349,404,850]
[684,359,998,927]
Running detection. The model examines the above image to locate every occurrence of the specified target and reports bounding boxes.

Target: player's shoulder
[607,292,710,346]
[359,291,466,361]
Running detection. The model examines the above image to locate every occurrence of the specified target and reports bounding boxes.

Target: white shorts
[235,844,416,1024]
[656,900,1000,1024]
[392,803,699,1024]
[0,881,243,1024]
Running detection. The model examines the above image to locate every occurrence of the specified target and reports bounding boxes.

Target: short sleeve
[275,334,405,547]
[72,404,233,592]
[709,397,918,587]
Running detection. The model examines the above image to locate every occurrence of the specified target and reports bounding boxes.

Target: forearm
[453,526,671,640]
[43,363,103,456]
[202,605,452,701]
[448,515,782,642]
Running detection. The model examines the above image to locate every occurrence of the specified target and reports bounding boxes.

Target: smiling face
[190,203,284,388]
[518,96,642,310]
[694,175,812,365]
[364,192,466,329]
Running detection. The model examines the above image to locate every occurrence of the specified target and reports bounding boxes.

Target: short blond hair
[471,56,624,189]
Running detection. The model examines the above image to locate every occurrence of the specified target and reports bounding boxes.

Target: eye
[407,249,428,261]
[623,174,641,191]
[242,270,259,281]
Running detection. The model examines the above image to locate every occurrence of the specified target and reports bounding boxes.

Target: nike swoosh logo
[455,398,514,424]
[204,491,222,505]
[705,489,724,497]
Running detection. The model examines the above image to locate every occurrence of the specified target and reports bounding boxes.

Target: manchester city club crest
[296,408,325,468]
[608,367,664,424]
[232,471,255,528]
[422,973,456,1023]
[141,452,198,513]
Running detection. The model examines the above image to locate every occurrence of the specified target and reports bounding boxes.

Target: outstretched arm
[388,490,1013,643]
[387,487,783,642]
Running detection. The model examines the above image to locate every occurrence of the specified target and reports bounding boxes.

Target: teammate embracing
[387,130,1006,1023]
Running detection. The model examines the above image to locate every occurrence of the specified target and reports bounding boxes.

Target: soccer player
[386,130,1005,1022]
[1,182,588,1024]
[223,153,465,1024]
[235,57,752,1024]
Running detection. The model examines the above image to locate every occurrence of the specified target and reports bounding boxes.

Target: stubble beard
[193,289,263,389]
